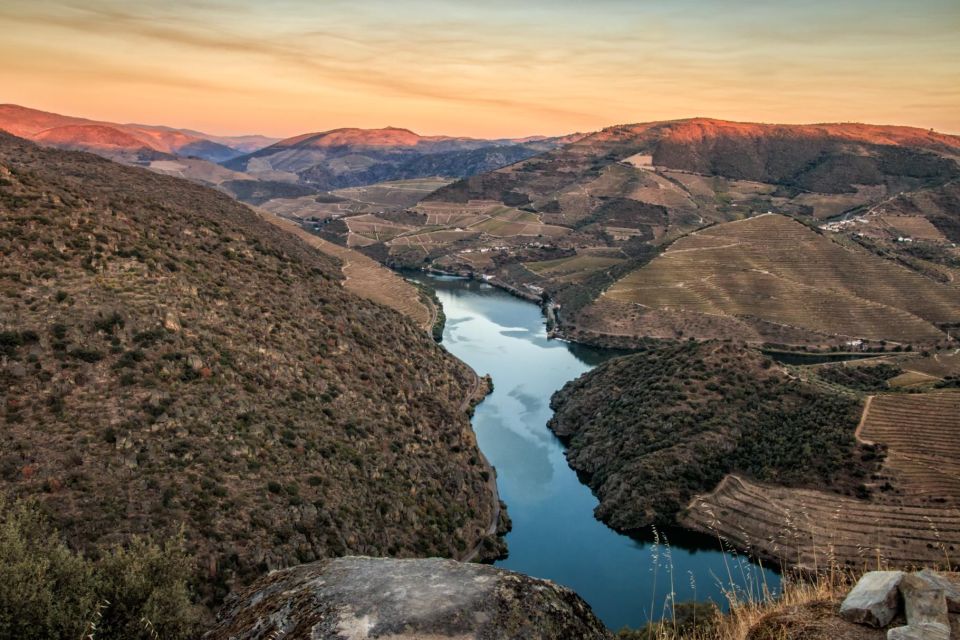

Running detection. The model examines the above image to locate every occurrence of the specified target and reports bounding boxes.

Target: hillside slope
[0,134,498,600]
[547,341,875,531]
[594,213,960,347]
[0,104,271,161]
[225,126,578,194]
[402,119,960,348]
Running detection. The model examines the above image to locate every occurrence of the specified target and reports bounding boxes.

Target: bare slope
[0,134,498,601]
[601,214,960,346]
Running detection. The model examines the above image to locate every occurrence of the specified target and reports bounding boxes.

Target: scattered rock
[840,571,904,627]
[163,310,181,332]
[187,354,204,371]
[886,621,950,640]
[917,569,960,613]
[901,573,949,628]
[208,556,612,640]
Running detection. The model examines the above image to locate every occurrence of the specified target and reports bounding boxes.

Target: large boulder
[917,569,960,613]
[887,573,951,640]
[207,556,612,640]
[839,571,904,627]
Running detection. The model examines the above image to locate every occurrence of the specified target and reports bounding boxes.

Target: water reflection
[409,274,780,631]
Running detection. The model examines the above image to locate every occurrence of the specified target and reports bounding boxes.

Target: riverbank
[457,371,510,563]
[407,273,778,630]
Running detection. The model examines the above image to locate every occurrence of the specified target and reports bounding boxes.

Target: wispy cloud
[0,0,957,136]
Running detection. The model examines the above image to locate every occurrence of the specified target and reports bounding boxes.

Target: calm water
[413,274,780,631]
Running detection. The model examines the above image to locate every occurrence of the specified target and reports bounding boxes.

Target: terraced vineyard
[603,214,960,345]
[682,389,960,570]
[331,177,453,209]
[859,392,960,500]
[524,253,626,284]
[681,474,960,569]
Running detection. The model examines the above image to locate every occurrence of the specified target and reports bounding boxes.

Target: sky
[1,0,958,138]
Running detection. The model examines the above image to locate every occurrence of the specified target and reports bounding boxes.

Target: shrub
[0,497,202,640]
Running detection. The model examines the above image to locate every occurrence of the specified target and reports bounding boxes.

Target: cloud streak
[0,0,957,136]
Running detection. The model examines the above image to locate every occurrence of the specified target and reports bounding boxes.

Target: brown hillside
[0,134,498,600]
[547,341,874,533]
[599,213,960,346]
[33,124,155,151]
[682,392,960,570]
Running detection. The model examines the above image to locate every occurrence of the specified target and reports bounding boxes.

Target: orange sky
[1,0,958,138]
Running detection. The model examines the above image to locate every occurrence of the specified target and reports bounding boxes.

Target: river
[411,273,780,631]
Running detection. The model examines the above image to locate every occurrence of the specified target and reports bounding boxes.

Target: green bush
[0,498,203,640]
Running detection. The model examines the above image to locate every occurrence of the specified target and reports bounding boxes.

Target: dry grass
[624,522,880,640]
[604,214,960,344]
[260,212,435,331]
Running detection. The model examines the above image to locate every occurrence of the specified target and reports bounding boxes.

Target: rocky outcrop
[839,571,904,627]
[887,574,951,640]
[840,570,959,639]
[207,556,612,640]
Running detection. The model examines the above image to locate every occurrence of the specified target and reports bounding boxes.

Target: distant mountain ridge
[223,126,584,194]
[0,104,278,162]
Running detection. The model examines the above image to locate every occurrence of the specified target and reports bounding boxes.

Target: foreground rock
[887,573,951,640]
[839,571,904,627]
[207,556,612,640]
[918,568,960,613]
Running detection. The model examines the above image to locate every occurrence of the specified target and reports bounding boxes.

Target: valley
[2,108,960,639]
[408,274,778,630]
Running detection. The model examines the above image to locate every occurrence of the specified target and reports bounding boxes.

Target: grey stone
[901,573,949,627]
[840,570,904,628]
[917,569,960,613]
[207,556,612,640]
[887,622,950,640]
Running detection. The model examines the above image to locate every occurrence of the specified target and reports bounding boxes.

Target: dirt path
[854,395,875,445]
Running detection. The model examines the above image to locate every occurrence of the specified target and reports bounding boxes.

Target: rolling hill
[0,133,500,603]
[0,104,276,162]
[550,340,960,570]
[593,213,960,347]
[385,118,960,349]
[224,126,582,193]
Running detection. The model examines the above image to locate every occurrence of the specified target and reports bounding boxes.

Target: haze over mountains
[224,126,582,194]
[0,104,583,206]
[0,104,277,162]
[6,103,959,352]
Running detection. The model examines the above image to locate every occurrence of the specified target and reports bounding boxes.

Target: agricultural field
[147,157,251,186]
[602,213,960,346]
[791,184,888,220]
[682,389,960,570]
[524,252,626,284]
[332,177,453,209]
[259,213,435,331]
[345,213,418,242]
[259,195,363,220]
